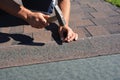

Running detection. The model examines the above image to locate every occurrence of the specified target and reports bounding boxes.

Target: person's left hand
[58,26,78,42]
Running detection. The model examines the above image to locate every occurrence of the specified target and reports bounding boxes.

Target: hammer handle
[54,5,66,26]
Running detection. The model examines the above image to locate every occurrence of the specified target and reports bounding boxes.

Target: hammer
[22,0,66,26]
[47,2,66,26]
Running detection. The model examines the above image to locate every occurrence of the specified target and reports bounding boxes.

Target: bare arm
[0,0,49,28]
[0,0,31,20]
[58,0,70,26]
[58,0,78,42]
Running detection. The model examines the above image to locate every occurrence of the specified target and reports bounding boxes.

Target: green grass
[106,0,120,7]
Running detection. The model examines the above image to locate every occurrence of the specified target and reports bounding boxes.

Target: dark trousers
[22,0,54,14]
[0,0,54,15]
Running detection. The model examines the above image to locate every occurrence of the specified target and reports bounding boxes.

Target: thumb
[40,14,49,24]
[43,14,50,19]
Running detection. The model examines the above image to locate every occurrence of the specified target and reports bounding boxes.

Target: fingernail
[75,34,78,40]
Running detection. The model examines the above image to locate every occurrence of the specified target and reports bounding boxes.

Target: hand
[26,12,50,29]
[59,26,78,42]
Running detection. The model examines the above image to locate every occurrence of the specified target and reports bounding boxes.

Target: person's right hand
[26,12,50,29]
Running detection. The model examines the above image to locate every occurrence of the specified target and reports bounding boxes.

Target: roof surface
[0,0,120,79]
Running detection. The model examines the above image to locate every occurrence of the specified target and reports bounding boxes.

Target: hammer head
[47,5,66,26]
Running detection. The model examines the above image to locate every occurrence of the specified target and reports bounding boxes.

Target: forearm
[58,0,70,26]
[0,0,32,21]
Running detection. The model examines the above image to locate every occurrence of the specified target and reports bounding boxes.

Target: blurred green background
[106,0,120,7]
